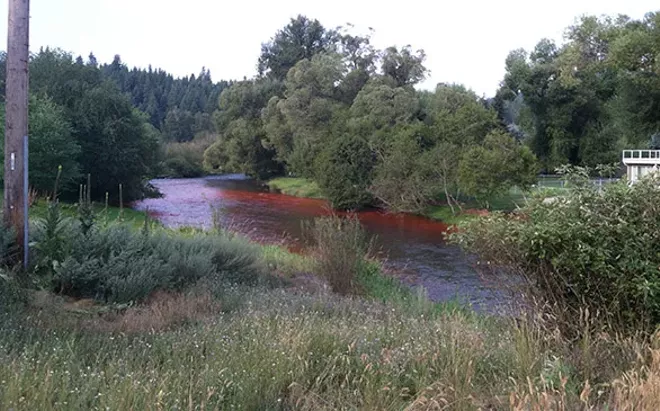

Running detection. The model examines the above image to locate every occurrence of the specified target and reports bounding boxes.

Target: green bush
[315,135,375,210]
[452,170,660,332]
[0,95,82,194]
[161,134,214,178]
[31,220,267,303]
[162,156,204,178]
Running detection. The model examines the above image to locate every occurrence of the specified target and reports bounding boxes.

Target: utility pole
[4,0,30,265]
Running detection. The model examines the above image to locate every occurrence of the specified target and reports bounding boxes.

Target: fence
[537,175,619,190]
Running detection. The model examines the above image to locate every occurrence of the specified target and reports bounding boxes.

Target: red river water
[134,175,508,310]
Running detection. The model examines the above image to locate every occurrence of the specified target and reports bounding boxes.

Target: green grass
[0,286,506,410]
[0,189,148,228]
[31,200,148,227]
[266,177,571,225]
[267,177,324,199]
[260,244,312,277]
[423,205,479,225]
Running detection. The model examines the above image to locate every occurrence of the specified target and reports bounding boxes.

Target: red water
[134,175,506,308]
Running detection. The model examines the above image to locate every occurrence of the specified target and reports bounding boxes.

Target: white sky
[0,0,657,97]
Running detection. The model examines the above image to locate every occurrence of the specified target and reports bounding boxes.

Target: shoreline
[266,176,482,225]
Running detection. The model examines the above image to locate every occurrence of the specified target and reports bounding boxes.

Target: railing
[622,150,660,161]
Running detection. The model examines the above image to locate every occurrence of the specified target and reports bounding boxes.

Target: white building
[622,150,660,184]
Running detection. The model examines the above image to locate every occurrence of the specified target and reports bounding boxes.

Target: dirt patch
[26,290,221,334]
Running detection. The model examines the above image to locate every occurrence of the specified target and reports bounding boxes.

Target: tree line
[0,48,229,201]
[202,16,537,211]
[494,12,660,171]
[1,11,658,212]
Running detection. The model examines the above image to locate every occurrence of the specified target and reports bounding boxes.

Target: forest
[1,11,659,211]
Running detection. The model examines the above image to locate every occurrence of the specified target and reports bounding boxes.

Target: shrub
[35,221,267,303]
[315,135,375,210]
[161,134,214,178]
[162,156,203,178]
[451,169,660,332]
[307,214,372,295]
[458,130,538,207]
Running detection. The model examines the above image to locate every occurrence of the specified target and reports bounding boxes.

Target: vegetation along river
[134,174,508,311]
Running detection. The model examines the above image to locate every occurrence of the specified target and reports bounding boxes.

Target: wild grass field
[2,176,659,410]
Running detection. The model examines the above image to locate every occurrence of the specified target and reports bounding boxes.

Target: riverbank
[2,247,657,409]
[267,177,484,225]
[1,199,658,408]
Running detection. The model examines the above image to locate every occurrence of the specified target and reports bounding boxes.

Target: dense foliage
[453,168,660,332]
[495,12,660,171]
[30,206,267,304]
[203,15,538,211]
[0,48,230,199]
[2,10,659,212]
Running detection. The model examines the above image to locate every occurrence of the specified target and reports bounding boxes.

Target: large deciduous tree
[258,15,339,81]
[458,131,538,207]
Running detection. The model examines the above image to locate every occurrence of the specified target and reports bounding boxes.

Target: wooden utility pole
[4,0,30,264]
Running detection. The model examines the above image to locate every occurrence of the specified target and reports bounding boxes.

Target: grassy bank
[266,177,490,224]
[2,184,656,409]
[265,177,574,225]
[267,177,324,199]
[30,200,148,228]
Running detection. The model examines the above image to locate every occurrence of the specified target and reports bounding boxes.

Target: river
[133,175,508,310]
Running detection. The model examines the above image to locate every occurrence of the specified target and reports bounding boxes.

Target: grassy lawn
[422,205,478,225]
[267,177,324,199]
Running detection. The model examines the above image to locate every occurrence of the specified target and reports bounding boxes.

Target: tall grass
[306,214,373,295]
[3,287,660,410]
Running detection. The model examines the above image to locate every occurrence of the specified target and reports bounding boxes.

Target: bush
[315,135,375,210]
[71,82,161,202]
[452,170,660,332]
[161,134,214,178]
[307,214,372,295]
[32,220,267,303]
[162,156,204,178]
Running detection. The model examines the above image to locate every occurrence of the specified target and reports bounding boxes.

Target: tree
[369,128,431,213]
[607,12,660,147]
[424,84,498,147]
[203,118,280,179]
[418,141,462,214]
[0,96,81,194]
[380,46,427,87]
[348,79,420,157]
[163,108,195,142]
[71,82,160,201]
[204,79,284,179]
[458,131,538,207]
[272,53,349,176]
[258,15,339,81]
[315,135,375,210]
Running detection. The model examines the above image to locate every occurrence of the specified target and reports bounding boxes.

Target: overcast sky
[1,0,657,96]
